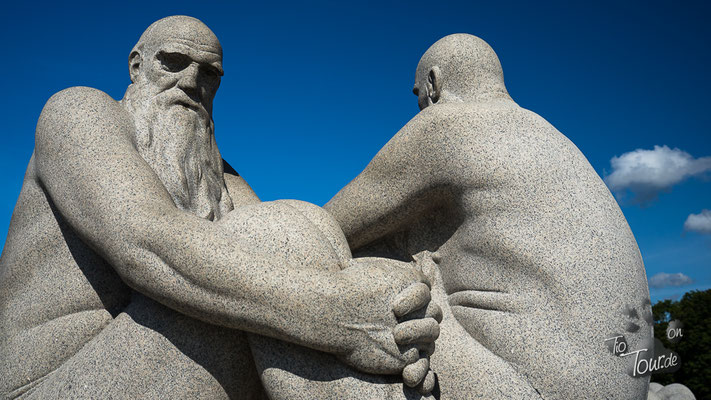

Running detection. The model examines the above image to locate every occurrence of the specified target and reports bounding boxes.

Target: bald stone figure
[325,34,653,399]
[0,16,440,399]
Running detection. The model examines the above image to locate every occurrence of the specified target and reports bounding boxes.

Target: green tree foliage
[651,289,711,399]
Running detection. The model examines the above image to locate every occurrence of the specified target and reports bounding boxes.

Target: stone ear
[129,51,142,83]
[428,66,441,104]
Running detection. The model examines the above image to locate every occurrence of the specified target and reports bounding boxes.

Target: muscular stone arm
[325,107,544,398]
[33,87,418,366]
[325,109,452,250]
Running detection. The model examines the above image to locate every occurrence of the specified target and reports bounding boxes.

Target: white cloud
[684,209,711,234]
[648,272,694,289]
[604,145,711,203]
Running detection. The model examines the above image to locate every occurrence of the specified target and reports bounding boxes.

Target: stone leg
[213,200,432,399]
[247,258,430,400]
[20,294,264,400]
[249,334,426,400]
[427,293,543,400]
[414,252,543,400]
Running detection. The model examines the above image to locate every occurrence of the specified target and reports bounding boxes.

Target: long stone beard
[123,84,234,221]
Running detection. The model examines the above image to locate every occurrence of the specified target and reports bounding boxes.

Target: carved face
[125,35,231,221]
[141,39,223,117]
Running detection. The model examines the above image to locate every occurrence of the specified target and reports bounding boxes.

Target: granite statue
[0,16,658,400]
[0,16,441,399]
[648,383,696,400]
[325,34,653,399]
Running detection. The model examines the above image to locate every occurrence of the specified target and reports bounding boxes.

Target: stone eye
[202,66,219,80]
[157,52,191,72]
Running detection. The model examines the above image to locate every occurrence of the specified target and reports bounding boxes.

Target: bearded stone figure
[0,16,440,399]
[0,14,654,400]
[122,22,232,220]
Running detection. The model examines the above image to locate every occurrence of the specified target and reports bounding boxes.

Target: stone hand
[393,273,443,394]
[333,258,440,376]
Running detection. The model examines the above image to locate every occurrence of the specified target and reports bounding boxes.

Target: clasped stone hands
[335,257,442,394]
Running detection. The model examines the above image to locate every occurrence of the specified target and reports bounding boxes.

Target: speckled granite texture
[326,34,653,399]
[0,16,440,399]
[648,383,696,399]
[0,17,654,399]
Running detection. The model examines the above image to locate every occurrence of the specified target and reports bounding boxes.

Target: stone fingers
[393,318,440,345]
[392,283,431,318]
[417,369,437,394]
[418,342,435,358]
[403,357,429,387]
[389,262,441,395]
[403,357,437,395]
[399,346,421,366]
[425,302,443,323]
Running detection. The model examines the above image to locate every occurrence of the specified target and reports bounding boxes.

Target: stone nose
[177,63,201,102]
[177,63,200,92]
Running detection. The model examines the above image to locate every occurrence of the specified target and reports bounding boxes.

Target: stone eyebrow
[169,38,222,55]
[156,44,224,75]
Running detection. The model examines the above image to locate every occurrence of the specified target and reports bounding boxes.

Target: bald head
[413,34,509,109]
[133,16,222,60]
[129,16,223,87]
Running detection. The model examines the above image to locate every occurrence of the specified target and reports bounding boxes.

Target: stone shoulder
[38,87,129,133]
[407,101,517,153]
[43,86,121,114]
[415,101,518,136]
[36,87,132,155]
[33,86,135,190]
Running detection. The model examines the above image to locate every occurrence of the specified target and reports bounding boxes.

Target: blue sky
[1,0,709,303]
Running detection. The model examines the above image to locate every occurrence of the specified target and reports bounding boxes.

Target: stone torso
[402,100,651,398]
[0,123,263,399]
[0,155,129,395]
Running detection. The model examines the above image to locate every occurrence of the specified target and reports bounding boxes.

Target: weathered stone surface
[648,390,664,400]
[658,383,696,399]
[326,33,653,399]
[1,17,656,400]
[649,383,696,400]
[0,16,438,399]
[650,382,665,392]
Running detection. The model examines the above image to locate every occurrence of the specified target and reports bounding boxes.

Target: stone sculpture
[0,16,441,399]
[648,383,696,400]
[0,16,658,400]
[325,34,653,399]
